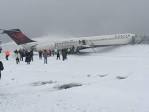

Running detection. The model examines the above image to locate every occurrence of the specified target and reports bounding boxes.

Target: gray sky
[0,0,149,41]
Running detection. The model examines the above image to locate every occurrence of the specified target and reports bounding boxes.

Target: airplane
[0,29,138,52]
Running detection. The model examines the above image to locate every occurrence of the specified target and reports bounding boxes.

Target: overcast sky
[0,0,149,41]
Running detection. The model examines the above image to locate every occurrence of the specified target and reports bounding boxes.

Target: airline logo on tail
[2,29,35,45]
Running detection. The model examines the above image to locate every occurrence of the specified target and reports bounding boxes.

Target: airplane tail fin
[3,29,35,45]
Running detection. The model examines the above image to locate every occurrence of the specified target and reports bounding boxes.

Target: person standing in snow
[51,50,55,56]
[56,50,60,60]
[5,51,10,60]
[0,61,4,79]
[30,49,34,61]
[49,48,51,56]
[38,50,43,59]
[0,47,2,53]
[43,50,48,64]
[19,49,25,61]
[61,49,68,61]
[14,50,20,64]
[25,50,31,64]
[16,57,20,64]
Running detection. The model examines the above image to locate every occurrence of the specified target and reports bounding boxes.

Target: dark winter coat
[0,61,4,71]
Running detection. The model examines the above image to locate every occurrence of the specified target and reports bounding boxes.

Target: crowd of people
[11,48,72,65]
[0,46,79,79]
[1,45,80,65]
[13,49,33,64]
[38,48,69,63]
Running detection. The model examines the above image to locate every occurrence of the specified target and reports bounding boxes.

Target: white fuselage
[83,33,135,46]
[22,33,136,51]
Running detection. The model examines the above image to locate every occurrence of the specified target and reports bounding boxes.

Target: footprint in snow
[98,74,108,77]
[31,80,56,86]
[116,76,128,79]
[54,83,82,90]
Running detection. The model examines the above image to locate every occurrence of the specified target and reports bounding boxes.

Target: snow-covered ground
[0,45,149,112]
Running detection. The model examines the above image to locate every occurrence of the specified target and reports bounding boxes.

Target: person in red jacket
[5,51,11,60]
